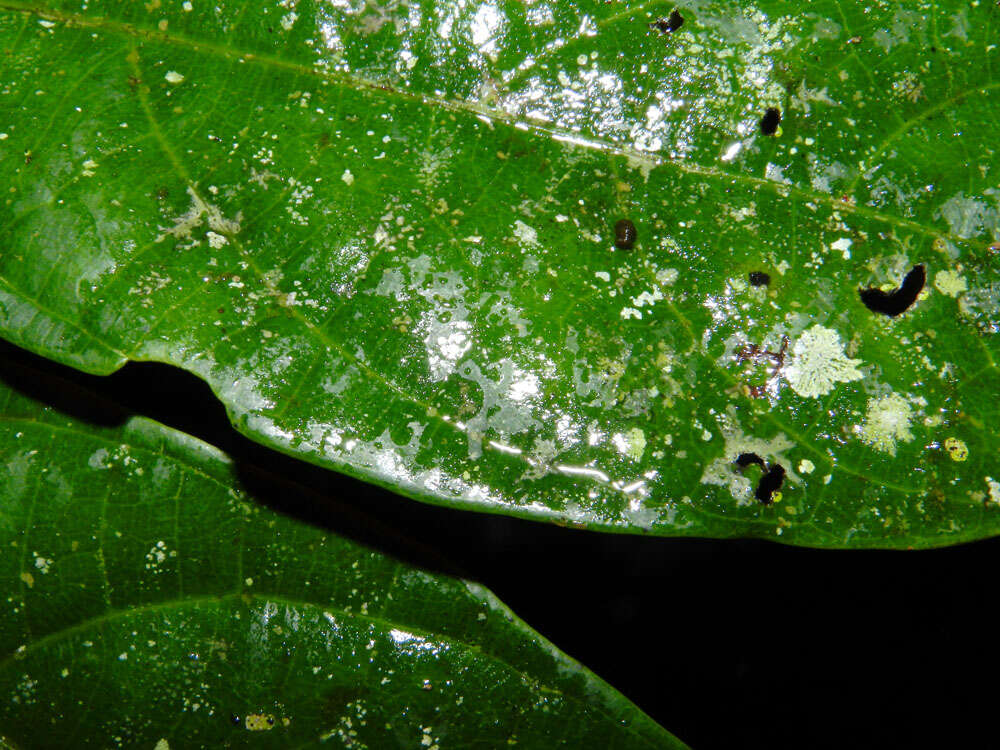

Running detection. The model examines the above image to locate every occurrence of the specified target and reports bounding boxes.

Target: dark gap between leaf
[858,264,926,317]
[748,271,771,287]
[0,338,463,580]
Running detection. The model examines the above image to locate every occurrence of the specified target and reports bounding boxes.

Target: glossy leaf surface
[1,0,999,546]
[0,375,680,748]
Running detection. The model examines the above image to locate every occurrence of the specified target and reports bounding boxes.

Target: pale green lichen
[858,393,914,456]
[784,325,863,398]
[934,269,968,297]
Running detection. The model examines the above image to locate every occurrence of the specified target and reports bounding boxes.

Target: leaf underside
[0,375,681,748]
[1,0,999,547]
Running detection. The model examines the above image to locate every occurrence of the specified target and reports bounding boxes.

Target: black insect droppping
[734,453,786,505]
[230,714,242,727]
[748,271,771,287]
[760,107,782,135]
[735,452,766,469]
[859,264,926,317]
[614,219,637,250]
[650,9,684,33]
[754,464,786,505]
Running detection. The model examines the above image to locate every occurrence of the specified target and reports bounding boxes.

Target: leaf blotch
[748,271,771,287]
[859,264,926,317]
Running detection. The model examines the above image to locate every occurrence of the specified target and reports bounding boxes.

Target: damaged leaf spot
[736,336,788,398]
[748,271,770,287]
[760,107,781,135]
[859,264,926,317]
[649,10,684,34]
[614,219,637,250]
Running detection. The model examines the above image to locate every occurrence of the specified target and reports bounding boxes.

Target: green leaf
[0,372,681,748]
[1,0,998,547]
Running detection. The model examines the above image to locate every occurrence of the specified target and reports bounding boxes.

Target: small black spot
[754,464,786,505]
[760,107,782,135]
[614,219,637,250]
[735,452,766,469]
[749,271,771,287]
[230,714,242,726]
[266,717,275,726]
[650,9,684,33]
[859,264,926,317]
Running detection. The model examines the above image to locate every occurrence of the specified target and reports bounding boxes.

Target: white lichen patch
[512,220,539,248]
[986,477,1000,505]
[656,268,679,286]
[341,169,354,186]
[164,71,184,84]
[206,231,228,249]
[830,237,852,258]
[934,269,967,298]
[858,392,914,456]
[33,554,52,574]
[798,459,815,474]
[156,186,242,245]
[611,428,646,462]
[784,325,863,398]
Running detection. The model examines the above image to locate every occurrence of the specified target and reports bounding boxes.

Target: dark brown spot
[614,219,637,250]
[760,108,781,135]
[749,271,771,287]
[859,264,925,317]
[650,9,684,34]
[735,452,766,469]
[754,463,786,505]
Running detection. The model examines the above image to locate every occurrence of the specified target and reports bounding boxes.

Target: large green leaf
[1,0,998,547]
[0,371,680,748]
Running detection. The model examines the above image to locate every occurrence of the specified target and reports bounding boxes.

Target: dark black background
[2,337,995,750]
